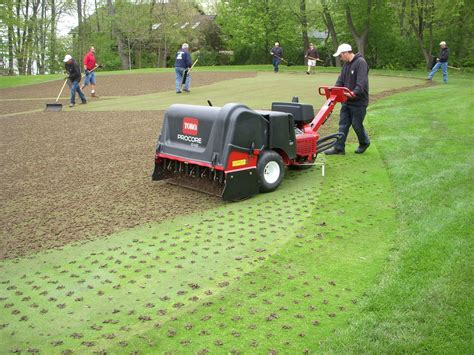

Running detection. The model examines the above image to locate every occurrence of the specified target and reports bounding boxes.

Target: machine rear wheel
[257,150,284,193]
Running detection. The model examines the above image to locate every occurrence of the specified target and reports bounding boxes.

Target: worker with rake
[82,46,99,97]
[428,41,449,83]
[175,43,192,93]
[270,41,283,73]
[63,54,87,108]
[325,43,370,155]
[305,43,319,74]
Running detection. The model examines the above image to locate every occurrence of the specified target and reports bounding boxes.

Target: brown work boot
[91,92,99,98]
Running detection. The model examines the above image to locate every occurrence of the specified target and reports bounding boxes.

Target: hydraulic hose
[316,133,345,153]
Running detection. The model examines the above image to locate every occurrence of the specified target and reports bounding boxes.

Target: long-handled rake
[272,53,295,66]
[307,56,324,63]
[45,78,68,112]
[180,58,199,91]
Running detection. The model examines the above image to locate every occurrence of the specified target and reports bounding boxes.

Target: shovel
[180,58,199,91]
[45,78,68,112]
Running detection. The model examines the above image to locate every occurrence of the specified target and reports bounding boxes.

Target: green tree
[217,0,304,64]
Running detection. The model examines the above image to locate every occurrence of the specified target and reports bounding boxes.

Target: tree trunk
[26,0,40,75]
[94,0,100,32]
[7,0,15,75]
[345,2,371,57]
[49,0,57,73]
[163,38,168,68]
[409,0,434,68]
[76,0,83,59]
[16,0,29,75]
[127,37,132,70]
[321,0,340,67]
[39,0,46,74]
[299,0,309,52]
[107,0,129,70]
[399,0,407,36]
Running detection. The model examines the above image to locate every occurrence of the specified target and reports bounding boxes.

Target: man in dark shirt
[270,42,283,73]
[305,43,319,74]
[64,54,87,108]
[325,43,370,155]
[175,43,192,93]
[428,41,449,83]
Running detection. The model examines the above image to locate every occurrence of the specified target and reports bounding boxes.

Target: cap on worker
[333,43,352,57]
[182,43,189,49]
[439,41,446,46]
[63,54,72,63]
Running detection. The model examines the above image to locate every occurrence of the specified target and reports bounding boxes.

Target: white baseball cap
[439,41,446,46]
[333,43,352,57]
[63,54,72,62]
[182,43,189,49]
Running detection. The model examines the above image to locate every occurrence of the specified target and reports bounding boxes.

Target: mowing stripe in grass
[322,77,473,353]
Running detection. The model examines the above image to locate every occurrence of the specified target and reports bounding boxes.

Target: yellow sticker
[232,159,247,167]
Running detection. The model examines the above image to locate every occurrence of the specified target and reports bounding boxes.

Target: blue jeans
[175,67,190,92]
[70,80,86,104]
[428,61,448,83]
[335,104,370,151]
[84,71,96,85]
[272,58,281,72]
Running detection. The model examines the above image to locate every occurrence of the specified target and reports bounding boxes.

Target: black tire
[257,150,285,193]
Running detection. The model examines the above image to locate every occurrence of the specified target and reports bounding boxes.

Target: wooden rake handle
[56,79,69,103]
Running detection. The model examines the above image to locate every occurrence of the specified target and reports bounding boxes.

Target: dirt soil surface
[0,110,225,259]
[0,72,256,100]
[0,72,258,260]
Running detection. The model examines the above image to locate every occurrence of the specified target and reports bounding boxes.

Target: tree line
[1,0,472,75]
[217,0,473,70]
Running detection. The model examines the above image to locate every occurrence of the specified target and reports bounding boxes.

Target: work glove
[85,70,90,75]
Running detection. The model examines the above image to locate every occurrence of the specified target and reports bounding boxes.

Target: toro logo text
[182,117,199,136]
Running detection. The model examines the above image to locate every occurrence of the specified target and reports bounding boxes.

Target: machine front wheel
[257,150,285,193]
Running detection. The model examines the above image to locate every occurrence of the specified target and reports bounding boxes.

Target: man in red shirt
[82,46,98,97]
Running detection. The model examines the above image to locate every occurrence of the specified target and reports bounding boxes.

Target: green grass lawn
[324,76,474,353]
[72,71,423,112]
[4,64,468,89]
[0,69,472,353]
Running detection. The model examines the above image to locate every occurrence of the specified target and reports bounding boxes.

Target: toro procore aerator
[152,86,354,201]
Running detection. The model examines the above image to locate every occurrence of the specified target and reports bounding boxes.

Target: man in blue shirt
[175,43,192,93]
